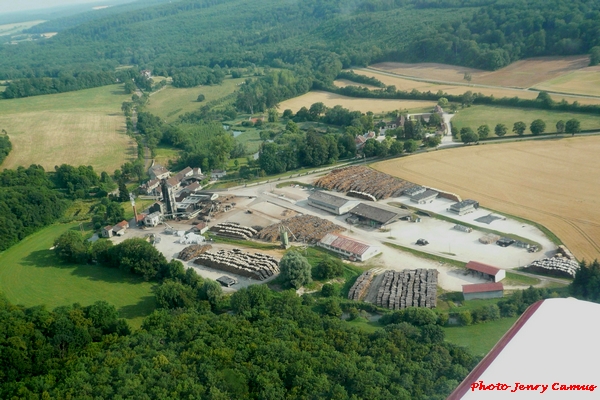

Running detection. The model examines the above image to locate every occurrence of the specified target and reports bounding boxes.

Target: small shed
[449,199,479,215]
[101,226,113,238]
[466,261,505,282]
[410,189,439,204]
[463,282,504,300]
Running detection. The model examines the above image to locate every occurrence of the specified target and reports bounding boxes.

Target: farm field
[451,105,600,134]
[373,136,600,262]
[278,90,436,113]
[0,224,156,329]
[370,55,589,88]
[533,66,600,97]
[0,84,135,172]
[444,317,519,357]
[0,20,45,36]
[146,77,244,122]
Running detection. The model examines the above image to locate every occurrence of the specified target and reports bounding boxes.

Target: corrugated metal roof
[348,203,407,224]
[466,261,501,276]
[320,233,373,256]
[309,191,352,208]
[462,282,504,294]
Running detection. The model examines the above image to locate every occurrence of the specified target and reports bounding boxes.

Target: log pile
[527,257,579,278]
[314,166,414,200]
[557,245,576,260]
[347,270,375,301]
[374,269,437,309]
[209,223,257,240]
[193,248,279,280]
[178,244,212,261]
[256,215,344,243]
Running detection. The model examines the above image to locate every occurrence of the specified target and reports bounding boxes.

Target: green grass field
[0,20,46,36]
[154,145,181,167]
[0,84,135,172]
[452,105,600,135]
[444,317,519,357]
[0,223,156,329]
[146,78,244,122]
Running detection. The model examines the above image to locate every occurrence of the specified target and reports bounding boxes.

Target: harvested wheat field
[278,91,436,113]
[371,55,590,89]
[533,65,600,97]
[0,85,135,172]
[373,137,600,262]
[353,69,540,100]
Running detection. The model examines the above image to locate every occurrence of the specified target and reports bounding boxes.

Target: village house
[112,220,129,236]
[149,164,170,180]
[210,170,227,180]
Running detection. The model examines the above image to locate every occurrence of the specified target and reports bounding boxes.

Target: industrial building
[307,190,359,215]
[144,212,162,227]
[466,261,505,282]
[448,199,479,215]
[347,203,408,227]
[462,282,504,300]
[318,233,380,262]
[410,189,439,204]
[403,186,426,197]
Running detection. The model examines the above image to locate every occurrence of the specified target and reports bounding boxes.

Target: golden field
[373,137,600,262]
[278,90,436,113]
[370,55,590,88]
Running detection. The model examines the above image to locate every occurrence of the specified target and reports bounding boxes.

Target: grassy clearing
[0,223,156,329]
[451,105,600,134]
[504,272,540,286]
[154,145,180,167]
[0,20,46,36]
[0,84,135,172]
[383,242,466,268]
[443,317,519,357]
[235,128,262,154]
[146,78,244,122]
[344,318,382,332]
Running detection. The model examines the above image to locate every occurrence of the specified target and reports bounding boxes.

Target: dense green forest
[2,0,600,82]
[0,286,477,399]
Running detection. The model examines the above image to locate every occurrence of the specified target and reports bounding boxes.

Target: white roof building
[449,298,600,399]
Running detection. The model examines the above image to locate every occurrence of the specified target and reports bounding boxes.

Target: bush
[313,258,344,280]
[321,283,337,297]
[458,311,472,326]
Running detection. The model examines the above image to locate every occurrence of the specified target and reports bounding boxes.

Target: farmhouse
[318,233,380,262]
[149,164,170,180]
[466,260,505,282]
[462,282,504,300]
[410,189,438,204]
[348,203,408,227]
[355,135,366,149]
[308,190,360,215]
[112,220,129,236]
[174,166,193,182]
[449,199,479,215]
[101,225,113,238]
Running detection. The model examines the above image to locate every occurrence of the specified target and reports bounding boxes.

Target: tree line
[0,130,11,166]
[458,118,581,144]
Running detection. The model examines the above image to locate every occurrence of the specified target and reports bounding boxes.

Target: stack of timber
[557,245,576,260]
[210,223,257,240]
[314,166,414,200]
[527,257,579,278]
[177,244,212,261]
[194,248,279,280]
[375,269,438,309]
[256,215,343,243]
[347,270,375,301]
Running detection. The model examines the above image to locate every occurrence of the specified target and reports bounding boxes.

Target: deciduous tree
[530,119,546,135]
[512,121,526,136]
[279,251,312,289]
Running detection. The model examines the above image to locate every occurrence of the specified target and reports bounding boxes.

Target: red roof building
[462,282,504,300]
[318,233,380,262]
[466,261,505,282]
